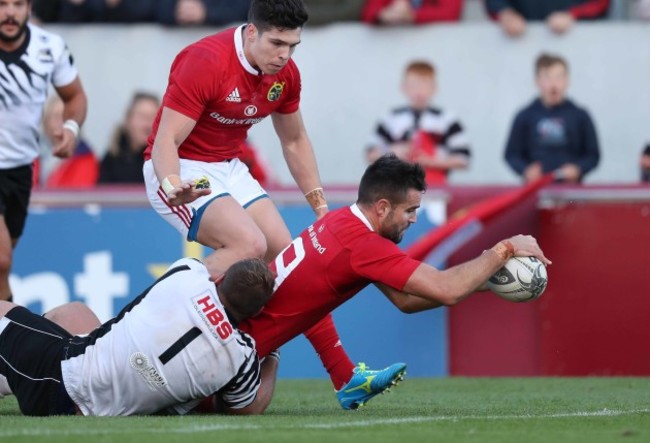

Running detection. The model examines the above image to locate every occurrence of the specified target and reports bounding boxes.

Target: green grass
[1,378,649,443]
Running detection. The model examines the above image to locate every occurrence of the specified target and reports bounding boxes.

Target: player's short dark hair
[220,258,275,321]
[535,53,569,75]
[248,0,309,33]
[358,154,427,206]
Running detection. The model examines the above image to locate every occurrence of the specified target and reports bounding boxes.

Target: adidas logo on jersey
[226,88,242,103]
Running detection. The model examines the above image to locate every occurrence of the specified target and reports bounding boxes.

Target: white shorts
[143,158,268,241]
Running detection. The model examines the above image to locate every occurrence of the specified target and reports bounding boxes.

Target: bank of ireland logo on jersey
[245,105,258,116]
[226,87,242,103]
[267,81,285,101]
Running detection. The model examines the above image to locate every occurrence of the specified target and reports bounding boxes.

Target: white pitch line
[304,408,650,429]
[0,408,648,437]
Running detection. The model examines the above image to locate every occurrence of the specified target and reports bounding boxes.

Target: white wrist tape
[161,176,176,195]
[62,120,80,138]
[304,187,323,198]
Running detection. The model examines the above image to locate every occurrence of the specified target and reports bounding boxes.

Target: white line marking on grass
[0,423,262,437]
[0,408,648,437]
[304,408,650,429]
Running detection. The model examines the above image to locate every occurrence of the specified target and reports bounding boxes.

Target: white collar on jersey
[350,204,374,231]
[234,24,261,76]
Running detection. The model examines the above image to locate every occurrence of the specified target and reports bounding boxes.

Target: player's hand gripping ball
[486,256,548,302]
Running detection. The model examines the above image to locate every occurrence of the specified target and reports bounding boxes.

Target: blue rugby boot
[336,362,407,410]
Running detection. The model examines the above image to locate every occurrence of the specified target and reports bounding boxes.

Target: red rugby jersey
[239,205,421,357]
[145,25,301,162]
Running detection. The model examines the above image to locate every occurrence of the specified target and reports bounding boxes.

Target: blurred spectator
[58,0,157,23]
[239,140,275,188]
[362,0,462,25]
[39,95,99,189]
[99,92,159,184]
[635,0,650,19]
[32,0,63,22]
[485,0,610,37]
[366,61,470,186]
[504,53,600,184]
[156,0,250,26]
[641,144,650,182]
[303,0,365,25]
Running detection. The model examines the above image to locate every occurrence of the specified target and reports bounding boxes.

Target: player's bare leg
[196,196,268,279]
[244,197,292,259]
[0,217,16,301]
[0,301,19,396]
[0,300,17,317]
[0,374,10,397]
[44,301,101,335]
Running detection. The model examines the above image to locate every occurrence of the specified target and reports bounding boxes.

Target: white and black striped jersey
[61,258,260,416]
[0,23,78,169]
[369,106,471,159]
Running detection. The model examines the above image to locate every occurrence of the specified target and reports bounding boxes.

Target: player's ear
[246,23,258,42]
[376,199,391,219]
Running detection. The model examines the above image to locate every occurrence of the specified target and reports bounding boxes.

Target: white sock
[0,374,12,397]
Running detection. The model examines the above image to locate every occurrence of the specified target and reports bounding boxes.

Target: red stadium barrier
[442,185,650,376]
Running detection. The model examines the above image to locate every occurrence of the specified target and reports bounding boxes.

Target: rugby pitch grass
[1,377,648,443]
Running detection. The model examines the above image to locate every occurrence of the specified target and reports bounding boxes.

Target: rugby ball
[486,256,548,302]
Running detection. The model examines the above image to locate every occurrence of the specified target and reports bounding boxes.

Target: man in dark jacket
[485,0,609,36]
[504,53,600,184]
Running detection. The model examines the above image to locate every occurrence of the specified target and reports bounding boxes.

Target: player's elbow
[227,399,270,416]
[396,302,422,314]
[248,402,271,415]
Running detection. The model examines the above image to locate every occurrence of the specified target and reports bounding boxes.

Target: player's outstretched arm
[403,235,550,306]
[375,282,445,313]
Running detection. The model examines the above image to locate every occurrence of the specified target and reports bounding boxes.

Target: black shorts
[0,306,77,416]
[0,164,33,239]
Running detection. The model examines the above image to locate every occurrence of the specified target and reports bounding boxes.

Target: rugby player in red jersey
[236,154,550,408]
[141,0,398,409]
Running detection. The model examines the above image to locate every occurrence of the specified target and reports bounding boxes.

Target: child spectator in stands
[485,0,610,37]
[641,144,650,182]
[362,0,462,25]
[156,0,250,26]
[366,61,470,186]
[98,92,159,184]
[38,95,98,189]
[504,53,600,184]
